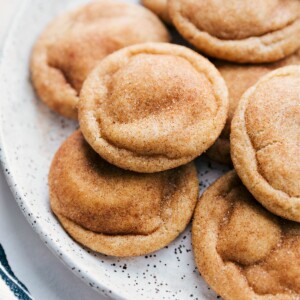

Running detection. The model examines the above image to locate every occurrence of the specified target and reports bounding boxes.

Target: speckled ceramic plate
[0,0,230,299]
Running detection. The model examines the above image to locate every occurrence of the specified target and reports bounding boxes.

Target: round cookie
[193,171,300,300]
[231,66,300,221]
[207,49,300,164]
[168,0,300,63]
[49,131,199,257]
[142,0,171,24]
[31,1,169,119]
[79,43,228,173]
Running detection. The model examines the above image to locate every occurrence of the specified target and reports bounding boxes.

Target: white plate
[0,0,230,299]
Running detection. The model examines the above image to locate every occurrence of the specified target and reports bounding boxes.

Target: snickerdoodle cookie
[231,66,300,221]
[168,0,300,63]
[193,171,300,300]
[49,131,198,257]
[31,1,169,119]
[207,49,300,164]
[142,0,171,24]
[79,43,228,173]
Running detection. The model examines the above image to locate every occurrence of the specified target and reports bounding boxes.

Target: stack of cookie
[193,66,300,299]
[30,0,300,299]
[31,0,229,257]
[144,0,300,165]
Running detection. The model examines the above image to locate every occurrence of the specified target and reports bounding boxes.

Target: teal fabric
[0,244,33,300]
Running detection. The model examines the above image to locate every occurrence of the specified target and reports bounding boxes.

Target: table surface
[0,1,105,299]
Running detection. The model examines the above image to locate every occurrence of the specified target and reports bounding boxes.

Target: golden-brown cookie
[49,131,198,257]
[168,0,300,63]
[193,171,300,300]
[231,66,300,221]
[142,0,171,24]
[79,43,228,173]
[207,49,300,164]
[31,1,169,119]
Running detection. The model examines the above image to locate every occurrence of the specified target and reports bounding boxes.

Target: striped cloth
[0,244,33,300]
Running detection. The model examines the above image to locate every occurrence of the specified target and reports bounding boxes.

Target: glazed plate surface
[0,0,229,299]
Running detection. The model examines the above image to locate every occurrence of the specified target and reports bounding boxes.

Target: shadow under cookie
[142,0,171,24]
[207,49,300,165]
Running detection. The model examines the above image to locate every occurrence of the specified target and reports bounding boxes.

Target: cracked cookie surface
[49,131,198,257]
[231,66,300,221]
[168,0,300,63]
[192,171,300,300]
[31,0,169,119]
[79,43,228,173]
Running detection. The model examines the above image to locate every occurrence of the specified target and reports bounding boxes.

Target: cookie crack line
[97,114,195,160]
[220,230,284,271]
[244,121,298,200]
[215,186,276,269]
[50,177,162,237]
[96,129,195,161]
[61,213,159,237]
[99,125,202,161]
[48,63,79,97]
[193,172,300,299]
[255,140,282,152]
[235,68,300,201]
[187,20,299,49]
[179,10,300,42]
[222,260,295,297]
[189,17,300,41]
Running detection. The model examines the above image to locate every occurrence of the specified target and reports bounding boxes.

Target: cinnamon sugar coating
[207,49,300,164]
[231,66,300,221]
[49,131,198,257]
[168,0,300,63]
[79,43,228,173]
[193,171,300,299]
[31,0,169,119]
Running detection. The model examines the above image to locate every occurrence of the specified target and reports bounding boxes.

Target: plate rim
[0,1,128,299]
